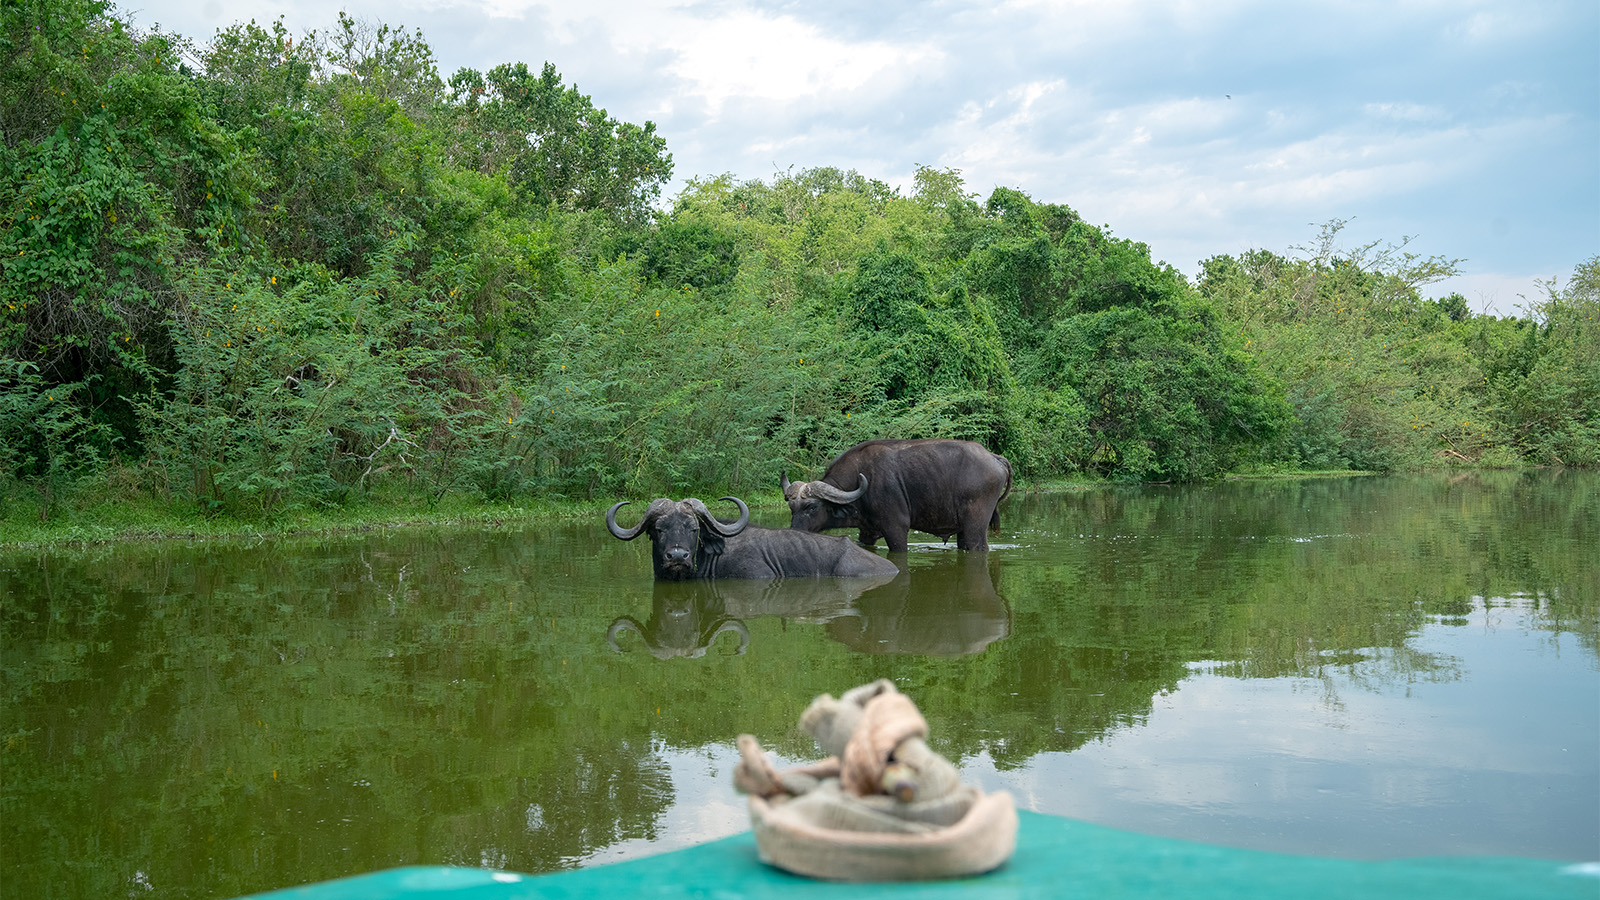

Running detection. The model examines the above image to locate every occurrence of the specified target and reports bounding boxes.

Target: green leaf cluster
[3,4,1593,523]
[1198,220,1597,472]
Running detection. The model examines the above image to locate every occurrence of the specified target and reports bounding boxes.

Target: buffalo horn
[606,501,648,540]
[710,619,750,656]
[689,496,750,536]
[717,496,752,535]
[809,473,868,504]
[606,617,644,652]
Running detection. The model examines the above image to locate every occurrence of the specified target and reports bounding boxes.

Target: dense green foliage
[4,2,1595,522]
[1198,224,1598,472]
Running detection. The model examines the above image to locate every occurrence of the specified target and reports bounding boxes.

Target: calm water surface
[2,472,1596,898]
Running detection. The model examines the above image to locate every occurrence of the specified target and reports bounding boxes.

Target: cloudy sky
[123,0,1597,316]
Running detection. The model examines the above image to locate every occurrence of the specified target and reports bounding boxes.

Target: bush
[135,243,501,515]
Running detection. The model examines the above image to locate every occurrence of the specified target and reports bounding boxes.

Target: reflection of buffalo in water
[607,573,898,659]
[607,558,1008,659]
[826,554,1010,657]
[607,583,748,660]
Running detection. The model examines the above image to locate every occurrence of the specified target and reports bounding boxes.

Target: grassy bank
[0,470,1410,550]
[0,492,595,550]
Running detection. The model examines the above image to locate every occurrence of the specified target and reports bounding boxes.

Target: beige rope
[841,690,928,796]
[733,681,1018,881]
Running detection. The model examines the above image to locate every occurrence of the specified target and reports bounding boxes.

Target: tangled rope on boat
[733,679,1018,881]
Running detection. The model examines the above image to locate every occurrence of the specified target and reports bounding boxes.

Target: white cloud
[417,2,945,116]
[1446,6,1553,45]
[658,11,943,115]
[1364,101,1450,124]
[934,80,1080,179]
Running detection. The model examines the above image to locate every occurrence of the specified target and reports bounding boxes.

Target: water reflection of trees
[0,531,685,898]
[2,472,1595,895]
[930,472,1597,767]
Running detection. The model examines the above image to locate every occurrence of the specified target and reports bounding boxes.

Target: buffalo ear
[680,496,746,560]
[698,528,727,558]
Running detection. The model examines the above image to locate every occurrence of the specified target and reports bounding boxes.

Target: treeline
[3,0,1596,521]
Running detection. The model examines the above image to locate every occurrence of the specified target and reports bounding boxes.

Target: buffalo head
[781,472,867,533]
[606,496,751,580]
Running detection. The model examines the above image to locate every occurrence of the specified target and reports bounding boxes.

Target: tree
[447,61,671,225]
[845,246,1014,442]
[2,0,255,469]
[1486,257,1600,466]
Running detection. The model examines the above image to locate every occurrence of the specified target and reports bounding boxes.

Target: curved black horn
[607,501,647,540]
[686,497,750,536]
[812,473,867,504]
[780,471,791,496]
[710,619,750,656]
[711,496,750,536]
[606,617,644,652]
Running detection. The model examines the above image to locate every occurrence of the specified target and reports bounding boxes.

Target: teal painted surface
[243,812,1596,900]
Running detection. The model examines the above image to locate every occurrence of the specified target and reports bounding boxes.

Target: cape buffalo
[606,496,901,580]
[782,439,1012,552]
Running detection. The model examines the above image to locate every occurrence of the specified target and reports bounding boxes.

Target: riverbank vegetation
[5,0,1597,539]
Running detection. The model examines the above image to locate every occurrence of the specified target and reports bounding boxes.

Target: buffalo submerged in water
[783,439,1013,552]
[606,496,901,580]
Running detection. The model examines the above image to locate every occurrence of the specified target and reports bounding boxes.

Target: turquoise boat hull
[239,810,1596,899]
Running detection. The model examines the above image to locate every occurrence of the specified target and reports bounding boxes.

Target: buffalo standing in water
[782,439,1013,552]
[606,496,900,580]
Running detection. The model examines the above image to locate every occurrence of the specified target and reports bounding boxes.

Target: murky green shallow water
[3,472,1596,898]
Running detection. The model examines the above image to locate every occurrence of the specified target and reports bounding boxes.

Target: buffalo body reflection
[827,554,1011,656]
[607,573,898,659]
[606,558,1009,659]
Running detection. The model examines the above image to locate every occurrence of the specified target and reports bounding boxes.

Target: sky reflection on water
[934,596,1592,861]
[582,595,1598,865]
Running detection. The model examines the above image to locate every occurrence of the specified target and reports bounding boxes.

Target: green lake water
[2,471,1596,898]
